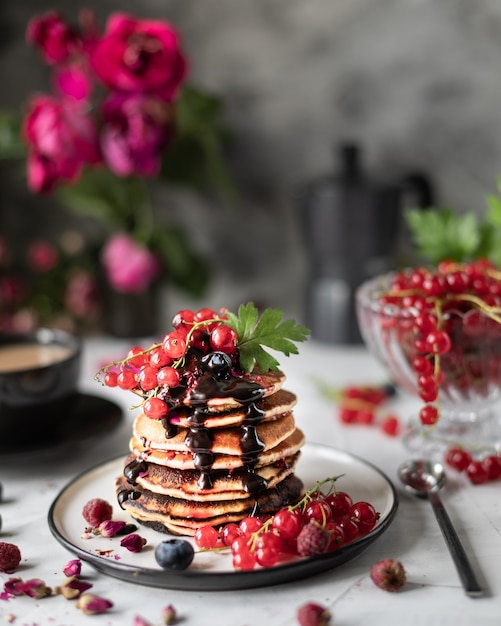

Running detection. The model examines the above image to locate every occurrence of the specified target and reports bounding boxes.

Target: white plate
[48,443,398,591]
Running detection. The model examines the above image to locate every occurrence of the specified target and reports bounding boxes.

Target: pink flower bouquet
[0,9,235,305]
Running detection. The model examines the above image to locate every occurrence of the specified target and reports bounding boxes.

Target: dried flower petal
[62,558,82,577]
[99,519,126,538]
[56,576,93,599]
[3,577,25,597]
[162,603,177,625]
[76,593,114,615]
[120,533,147,553]
[18,578,53,599]
[134,616,153,626]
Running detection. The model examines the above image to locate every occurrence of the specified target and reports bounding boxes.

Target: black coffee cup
[0,328,82,448]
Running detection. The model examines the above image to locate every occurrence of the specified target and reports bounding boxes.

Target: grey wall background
[2,0,501,329]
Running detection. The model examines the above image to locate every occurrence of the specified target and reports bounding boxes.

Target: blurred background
[1,0,501,342]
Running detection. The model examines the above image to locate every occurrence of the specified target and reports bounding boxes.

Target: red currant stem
[171,317,223,369]
[451,294,501,324]
[289,475,345,513]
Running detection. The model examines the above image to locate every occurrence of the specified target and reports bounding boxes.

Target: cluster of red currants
[99,307,236,419]
[380,260,501,427]
[336,384,400,437]
[444,446,501,485]
[193,478,379,570]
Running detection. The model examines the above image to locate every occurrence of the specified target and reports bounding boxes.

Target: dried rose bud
[76,593,113,615]
[370,558,407,592]
[162,604,177,625]
[18,578,53,599]
[62,559,81,577]
[133,616,153,626]
[98,519,126,538]
[56,576,93,599]
[120,533,147,553]
[3,577,25,597]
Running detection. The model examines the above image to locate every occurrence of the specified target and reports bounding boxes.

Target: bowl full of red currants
[355,260,501,455]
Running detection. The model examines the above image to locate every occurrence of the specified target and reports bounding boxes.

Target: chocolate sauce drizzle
[123,351,270,501]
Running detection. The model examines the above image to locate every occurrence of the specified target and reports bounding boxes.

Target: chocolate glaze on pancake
[116,348,305,535]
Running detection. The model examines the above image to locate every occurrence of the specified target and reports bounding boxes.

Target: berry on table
[297,602,331,626]
[370,558,407,592]
[0,541,21,572]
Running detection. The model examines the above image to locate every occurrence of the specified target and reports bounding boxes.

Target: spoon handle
[428,490,483,597]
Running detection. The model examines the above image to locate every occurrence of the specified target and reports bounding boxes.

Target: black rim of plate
[47,444,399,591]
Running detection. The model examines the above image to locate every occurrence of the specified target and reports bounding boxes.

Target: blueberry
[155,539,194,570]
[200,352,232,378]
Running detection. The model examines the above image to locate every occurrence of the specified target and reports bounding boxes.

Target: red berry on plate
[82,498,113,527]
[466,460,489,485]
[296,521,330,557]
[380,415,400,437]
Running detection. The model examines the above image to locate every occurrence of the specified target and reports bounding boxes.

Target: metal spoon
[398,459,483,597]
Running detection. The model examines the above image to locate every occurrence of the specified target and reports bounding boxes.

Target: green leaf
[0,110,25,159]
[405,207,481,263]
[226,302,310,372]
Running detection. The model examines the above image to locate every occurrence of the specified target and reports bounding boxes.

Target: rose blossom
[101,233,161,294]
[26,11,80,65]
[100,92,173,177]
[23,94,100,192]
[91,13,186,98]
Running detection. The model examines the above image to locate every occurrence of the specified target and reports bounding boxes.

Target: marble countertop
[1,336,500,626]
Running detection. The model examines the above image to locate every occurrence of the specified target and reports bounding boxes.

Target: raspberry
[82,498,113,527]
[370,558,407,592]
[296,521,329,557]
[0,542,22,572]
[297,602,331,626]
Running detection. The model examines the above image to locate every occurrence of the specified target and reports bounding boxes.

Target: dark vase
[102,281,160,339]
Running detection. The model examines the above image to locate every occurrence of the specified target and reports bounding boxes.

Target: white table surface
[1,335,500,626]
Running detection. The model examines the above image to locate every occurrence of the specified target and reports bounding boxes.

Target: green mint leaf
[226,302,310,373]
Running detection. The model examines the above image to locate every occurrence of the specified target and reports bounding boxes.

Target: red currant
[350,501,378,534]
[117,369,137,390]
[304,498,332,526]
[126,346,147,368]
[444,446,472,472]
[255,532,282,567]
[162,331,187,359]
[143,397,168,420]
[138,365,159,392]
[325,491,352,520]
[194,525,219,549]
[104,371,118,387]
[272,507,303,539]
[419,404,439,426]
[209,324,238,354]
[466,461,489,485]
[156,366,181,388]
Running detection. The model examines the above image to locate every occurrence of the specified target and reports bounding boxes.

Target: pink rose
[91,13,187,98]
[101,233,161,293]
[26,11,80,65]
[54,60,94,102]
[100,92,173,177]
[23,94,100,192]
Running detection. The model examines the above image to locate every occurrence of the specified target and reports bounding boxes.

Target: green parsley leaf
[226,302,310,373]
[405,207,481,263]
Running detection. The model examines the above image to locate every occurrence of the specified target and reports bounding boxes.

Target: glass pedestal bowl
[356,272,501,457]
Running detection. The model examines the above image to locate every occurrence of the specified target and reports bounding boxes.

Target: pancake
[130,427,305,471]
[168,389,297,429]
[122,451,301,501]
[132,410,296,456]
[116,473,304,536]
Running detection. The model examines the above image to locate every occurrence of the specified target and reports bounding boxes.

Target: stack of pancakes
[116,359,305,536]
